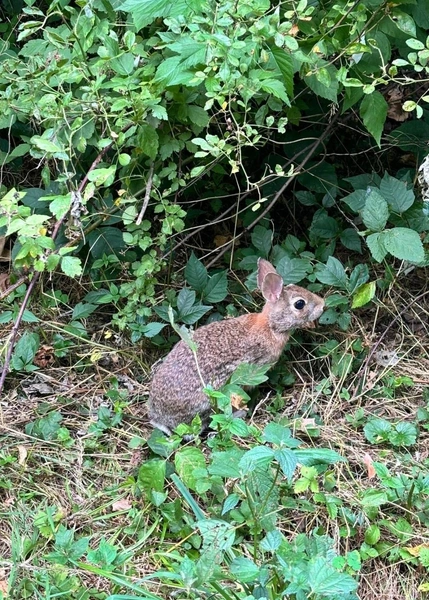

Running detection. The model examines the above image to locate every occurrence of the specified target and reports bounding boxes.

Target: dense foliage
[1,0,429,598]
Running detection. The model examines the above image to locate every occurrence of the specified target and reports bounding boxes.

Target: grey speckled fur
[148,259,325,435]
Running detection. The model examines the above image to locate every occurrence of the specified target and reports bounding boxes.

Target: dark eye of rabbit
[294,299,306,310]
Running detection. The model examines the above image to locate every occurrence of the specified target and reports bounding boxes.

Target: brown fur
[148,259,325,435]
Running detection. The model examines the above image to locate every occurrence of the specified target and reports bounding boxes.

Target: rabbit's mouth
[303,320,320,329]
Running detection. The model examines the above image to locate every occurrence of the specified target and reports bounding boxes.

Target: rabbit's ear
[257,258,278,289]
[261,272,283,303]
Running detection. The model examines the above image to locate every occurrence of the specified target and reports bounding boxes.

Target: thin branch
[0,272,40,393]
[136,162,154,226]
[205,110,340,268]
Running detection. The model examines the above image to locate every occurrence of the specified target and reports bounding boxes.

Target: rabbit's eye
[294,299,306,310]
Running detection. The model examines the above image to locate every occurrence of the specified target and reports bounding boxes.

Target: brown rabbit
[148,258,324,435]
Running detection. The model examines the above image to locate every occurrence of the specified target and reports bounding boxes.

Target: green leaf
[293,448,345,465]
[361,188,389,231]
[60,256,83,277]
[11,331,39,369]
[251,225,273,257]
[137,125,159,160]
[187,105,209,127]
[262,422,300,447]
[360,91,388,146]
[239,446,274,474]
[230,557,260,583]
[72,303,97,320]
[221,494,240,516]
[259,79,290,104]
[364,418,391,444]
[340,228,362,253]
[137,459,166,498]
[202,271,228,303]
[305,65,339,102]
[110,53,135,76]
[118,0,197,29]
[269,45,294,97]
[185,253,208,292]
[366,232,388,262]
[310,213,340,240]
[391,9,416,36]
[87,165,116,187]
[180,305,211,325]
[383,227,424,262]
[154,56,195,87]
[25,410,62,440]
[229,363,270,386]
[341,189,367,212]
[351,281,376,308]
[365,524,381,545]
[276,257,312,284]
[208,449,244,478]
[260,529,282,552]
[175,447,207,492]
[315,256,348,288]
[177,288,196,315]
[30,135,64,154]
[380,173,415,213]
[49,194,72,219]
[361,489,388,507]
[348,263,369,294]
[87,538,117,567]
[307,557,358,596]
[274,448,298,480]
[142,322,166,337]
[390,422,418,447]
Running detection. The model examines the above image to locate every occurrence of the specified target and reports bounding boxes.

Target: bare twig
[136,162,154,226]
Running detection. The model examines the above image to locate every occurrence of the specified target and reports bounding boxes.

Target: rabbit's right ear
[261,272,283,303]
[257,258,278,289]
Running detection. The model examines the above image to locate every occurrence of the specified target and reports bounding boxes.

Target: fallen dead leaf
[17,445,27,466]
[363,453,376,479]
[230,393,246,411]
[405,543,429,557]
[0,579,8,596]
[33,345,55,368]
[112,498,132,512]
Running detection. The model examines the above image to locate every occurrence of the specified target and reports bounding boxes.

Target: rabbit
[148,258,325,435]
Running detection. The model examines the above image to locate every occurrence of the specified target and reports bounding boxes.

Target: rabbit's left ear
[257,258,278,289]
[261,272,283,303]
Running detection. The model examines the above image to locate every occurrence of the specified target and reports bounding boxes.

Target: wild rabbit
[148,258,324,435]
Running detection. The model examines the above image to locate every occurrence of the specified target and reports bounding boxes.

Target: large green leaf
[175,447,207,492]
[251,225,273,257]
[383,227,425,262]
[315,257,348,288]
[118,0,198,30]
[185,253,208,292]
[276,257,312,284]
[361,188,388,231]
[269,45,294,97]
[379,173,415,213]
[153,56,196,87]
[304,64,339,102]
[360,91,388,146]
[202,270,228,303]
